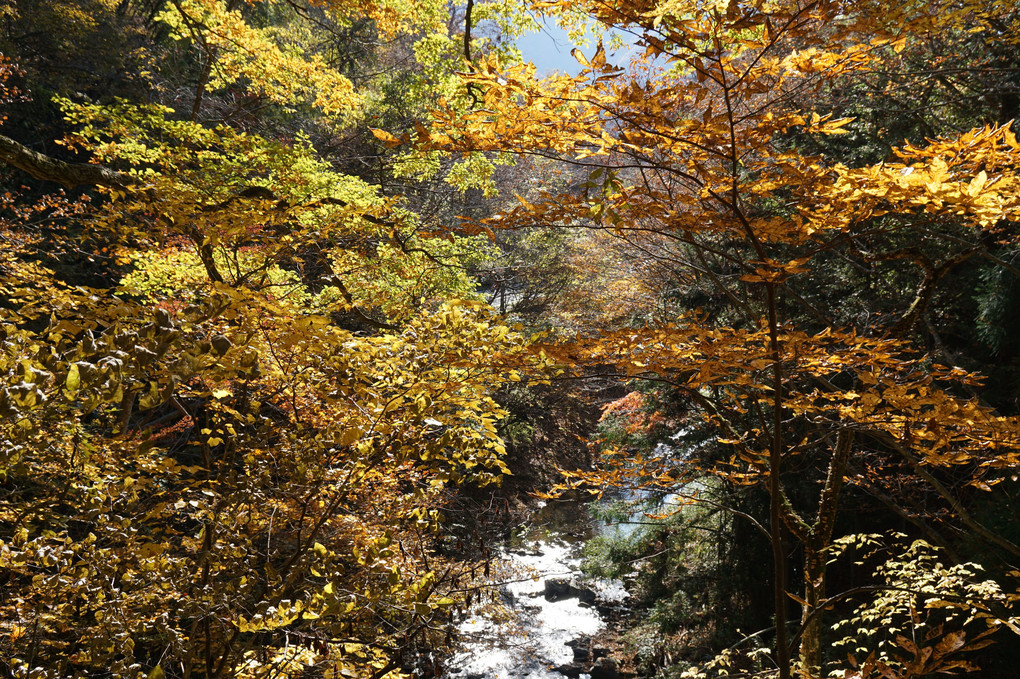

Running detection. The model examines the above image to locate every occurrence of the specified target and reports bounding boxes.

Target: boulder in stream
[554,663,584,678]
[544,577,597,604]
[589,657,619,679]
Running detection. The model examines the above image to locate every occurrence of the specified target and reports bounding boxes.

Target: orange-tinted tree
[406,0,1020,675]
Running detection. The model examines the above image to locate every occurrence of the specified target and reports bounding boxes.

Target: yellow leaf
[968,170,987,197]
[65,363,80,394]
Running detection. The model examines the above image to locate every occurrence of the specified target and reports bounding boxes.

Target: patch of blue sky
[514,15,641,76]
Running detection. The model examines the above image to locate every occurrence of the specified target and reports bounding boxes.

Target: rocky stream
[444,498,632,679]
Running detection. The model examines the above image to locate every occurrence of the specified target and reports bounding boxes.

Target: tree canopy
[411,0,1020,676]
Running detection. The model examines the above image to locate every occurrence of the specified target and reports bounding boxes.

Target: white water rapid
[445,501,628,679]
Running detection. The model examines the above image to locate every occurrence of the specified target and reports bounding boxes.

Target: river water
[444,498,628,679]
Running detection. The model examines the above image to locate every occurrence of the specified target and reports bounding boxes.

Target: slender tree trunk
[800,542,825,677]
[766,282,791,679]
[798,430,855,677]
[192,55,213,123]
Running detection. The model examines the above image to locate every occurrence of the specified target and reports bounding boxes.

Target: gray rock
[544,577,573,600]
[554,663,584,678]
[543,577,598,604]
[589,657,619,679]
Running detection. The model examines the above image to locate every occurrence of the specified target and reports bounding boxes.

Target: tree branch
[0,133,134,190]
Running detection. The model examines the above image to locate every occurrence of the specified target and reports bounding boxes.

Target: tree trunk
[800,542,826,677]
[796,430,855,677]
[766,282,792,679]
